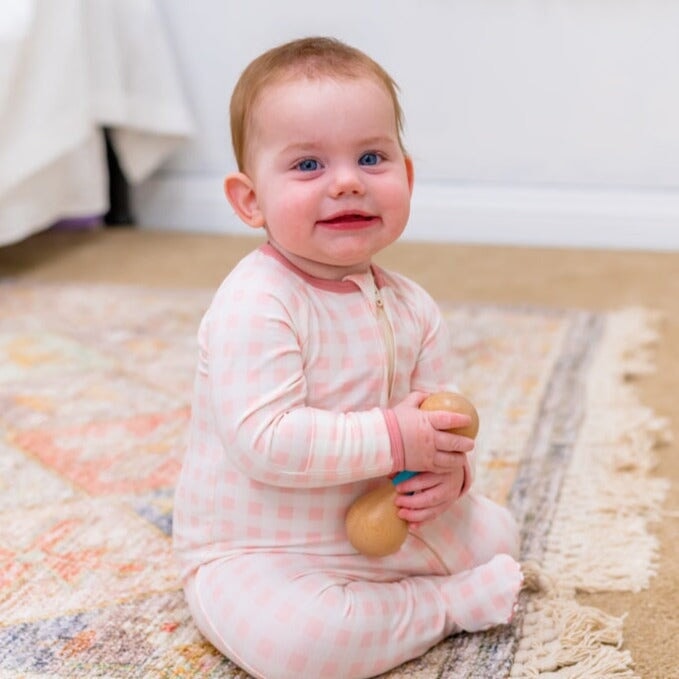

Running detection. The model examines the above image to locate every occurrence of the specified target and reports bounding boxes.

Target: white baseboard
[134,175,679,251]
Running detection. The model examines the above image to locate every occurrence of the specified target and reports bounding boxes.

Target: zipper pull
[375,285,384,309]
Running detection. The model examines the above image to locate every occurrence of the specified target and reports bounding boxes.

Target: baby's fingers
[432,450,467,471]
[428,411,472,433]
[434,430,475,454]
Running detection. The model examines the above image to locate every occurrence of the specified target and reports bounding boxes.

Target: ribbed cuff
[383,408,404,473]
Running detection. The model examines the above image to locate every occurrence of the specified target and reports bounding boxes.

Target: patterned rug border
[510,307,670,678]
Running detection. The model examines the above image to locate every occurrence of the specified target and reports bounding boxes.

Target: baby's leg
[406,491,522,631]
[412,491,521,574]
[185,547,522,679]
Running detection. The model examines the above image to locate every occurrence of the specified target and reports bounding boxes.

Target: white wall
[135,0,679,250]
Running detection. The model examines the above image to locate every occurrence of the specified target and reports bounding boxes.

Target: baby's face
[245,75,413,280]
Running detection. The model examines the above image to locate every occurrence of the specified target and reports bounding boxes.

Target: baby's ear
[224,173,265,228]
[404,156,415,194]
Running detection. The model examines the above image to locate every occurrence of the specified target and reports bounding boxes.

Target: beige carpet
[1,228,677,678]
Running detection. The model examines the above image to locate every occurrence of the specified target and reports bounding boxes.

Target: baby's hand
[393,469,466,527]
[392,392,474,473]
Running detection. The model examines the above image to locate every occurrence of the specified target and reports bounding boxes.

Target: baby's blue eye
[359,152,381,166]
[297,159,320,172]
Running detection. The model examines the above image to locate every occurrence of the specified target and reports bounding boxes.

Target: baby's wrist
[383,409,405,472]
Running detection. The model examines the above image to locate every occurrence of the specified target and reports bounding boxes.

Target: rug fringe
[545,308,670,593]
[512,563,637,678]
[512,308,670,677]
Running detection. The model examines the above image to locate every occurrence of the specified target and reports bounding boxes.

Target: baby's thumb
[402,391,428,408]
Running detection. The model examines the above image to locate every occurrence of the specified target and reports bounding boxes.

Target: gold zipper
[374,284,395,399]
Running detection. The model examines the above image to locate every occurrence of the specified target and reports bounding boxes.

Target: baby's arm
[202,284,395,488]
[401,290,476,498]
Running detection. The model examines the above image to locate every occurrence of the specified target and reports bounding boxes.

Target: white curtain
[0,0,194,246]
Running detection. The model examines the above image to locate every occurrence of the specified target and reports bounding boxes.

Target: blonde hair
[229,36,406,171]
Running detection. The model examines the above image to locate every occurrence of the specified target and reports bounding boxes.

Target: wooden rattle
[344,392,479,557]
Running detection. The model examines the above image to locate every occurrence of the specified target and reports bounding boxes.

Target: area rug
[0,282,669,678]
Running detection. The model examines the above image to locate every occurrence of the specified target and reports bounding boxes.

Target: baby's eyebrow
[280,141,323,156]
[357,136,398,148]
[280,136,398,156]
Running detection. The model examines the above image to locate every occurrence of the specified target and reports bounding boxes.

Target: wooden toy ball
[345,392,479,557]
[419,391,479,439]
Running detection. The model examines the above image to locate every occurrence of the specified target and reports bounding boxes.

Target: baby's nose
[330,166,365,196]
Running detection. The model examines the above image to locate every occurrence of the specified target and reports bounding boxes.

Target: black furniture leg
[103,127,135,226]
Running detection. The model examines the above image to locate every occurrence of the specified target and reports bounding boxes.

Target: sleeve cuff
[383,409,405,474]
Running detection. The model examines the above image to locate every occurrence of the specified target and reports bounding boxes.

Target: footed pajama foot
[443,553,523,633]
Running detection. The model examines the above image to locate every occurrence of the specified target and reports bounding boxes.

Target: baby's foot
[443,553,523,632]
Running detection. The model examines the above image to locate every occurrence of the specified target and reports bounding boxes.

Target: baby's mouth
[317,213,377,227]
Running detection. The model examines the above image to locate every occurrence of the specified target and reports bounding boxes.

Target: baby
[173,36,523,679]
